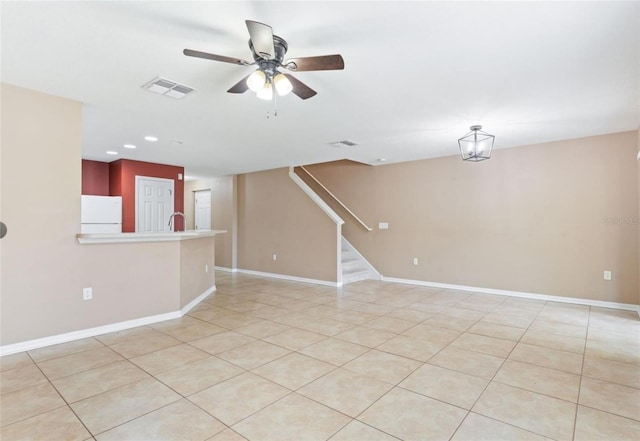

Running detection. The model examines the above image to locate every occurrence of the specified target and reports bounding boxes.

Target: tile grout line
[572,306,590,441]
[33,337,229,439]
[26,350,97,440]
[446,303,526,439]
[343,304,487,440]
[448,297,553,440]
[24,336,109,365]
[285,296,472,439]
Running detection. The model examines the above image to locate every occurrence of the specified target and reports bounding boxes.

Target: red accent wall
[108,160,122,197]
[109,159,184,232]
[81,160,110,195]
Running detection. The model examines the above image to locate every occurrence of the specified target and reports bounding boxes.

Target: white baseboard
[381,276,639,312]
[181,285,216,315]
[214,266,238,273]
[0,285,216,357]
[235,268,342,287]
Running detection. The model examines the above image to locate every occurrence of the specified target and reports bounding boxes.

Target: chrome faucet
[168,212,185,232]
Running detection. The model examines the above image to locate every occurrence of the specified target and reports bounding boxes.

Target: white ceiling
[2,1,638,178]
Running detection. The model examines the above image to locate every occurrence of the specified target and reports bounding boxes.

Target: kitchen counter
[76,229,226,244]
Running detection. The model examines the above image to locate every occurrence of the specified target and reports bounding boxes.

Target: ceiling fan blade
[183,48,250,66]
[227,75,251,94]
[284,54,344,71]
[246,20,275,59]
[284,74,317,100]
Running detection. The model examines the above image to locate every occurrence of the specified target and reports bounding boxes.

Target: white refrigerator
[81,195,122,233]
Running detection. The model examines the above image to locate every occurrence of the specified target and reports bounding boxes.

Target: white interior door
[135,176,174,232]
[194,190,211,230]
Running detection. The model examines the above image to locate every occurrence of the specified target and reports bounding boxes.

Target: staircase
[341,237,379,284]
[289,166,379,285]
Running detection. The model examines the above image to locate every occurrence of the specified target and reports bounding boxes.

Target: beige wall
[2,83,91,345]
[184,176,236,269]
[237,168,338,282]
[74,241,181,329]
[306,132,639,305]
[0,84,214,346]
[180,237,216,308]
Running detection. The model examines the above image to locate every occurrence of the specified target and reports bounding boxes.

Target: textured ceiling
[2,1,638,178]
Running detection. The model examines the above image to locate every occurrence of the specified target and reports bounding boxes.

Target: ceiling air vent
[142,76,195,99]
[330,140,359,148]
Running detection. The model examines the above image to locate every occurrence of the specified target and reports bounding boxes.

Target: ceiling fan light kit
[247,70,266,92]
[247,70,292,99]
[183,20,344,101]
[256,82,274,100]
[458,125,495,162]
[273,73,293,96]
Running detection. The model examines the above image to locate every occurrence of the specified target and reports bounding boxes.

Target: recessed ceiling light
[106,151,118,155]
[144,136,158,142]
[123,144,136,149]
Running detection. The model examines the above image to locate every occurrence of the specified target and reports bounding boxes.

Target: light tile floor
[1,272,639,440]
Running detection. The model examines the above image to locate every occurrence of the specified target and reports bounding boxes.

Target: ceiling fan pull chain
[265,83,278,118]
[273,87,278,117]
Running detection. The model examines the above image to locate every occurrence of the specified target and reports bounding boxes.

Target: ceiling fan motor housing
[249,35,288,64]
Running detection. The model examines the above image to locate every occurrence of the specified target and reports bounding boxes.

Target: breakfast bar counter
[76,229,226,244]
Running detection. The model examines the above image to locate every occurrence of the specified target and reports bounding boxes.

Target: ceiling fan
[184,20,344,100]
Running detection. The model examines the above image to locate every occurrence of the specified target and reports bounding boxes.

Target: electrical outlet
[205,264,209,273]
[603,271,612,281]
[83,287,93,300]
[272,254,277,261]
[413,257,419,266]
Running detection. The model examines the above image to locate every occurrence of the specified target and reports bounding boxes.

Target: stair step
[341,236,377,285]
[342,261,366,273]
[341,268,372,284]
[342,267,369,276]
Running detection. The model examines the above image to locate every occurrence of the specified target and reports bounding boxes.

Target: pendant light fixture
[458,125,494,162]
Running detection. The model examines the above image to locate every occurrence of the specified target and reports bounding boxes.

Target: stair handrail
[297,166,373,232]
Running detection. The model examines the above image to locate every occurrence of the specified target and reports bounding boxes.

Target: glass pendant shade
[256,82,273,100]
[247,70,266,92]
[273,73,293,96]
[458,125,494,162]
